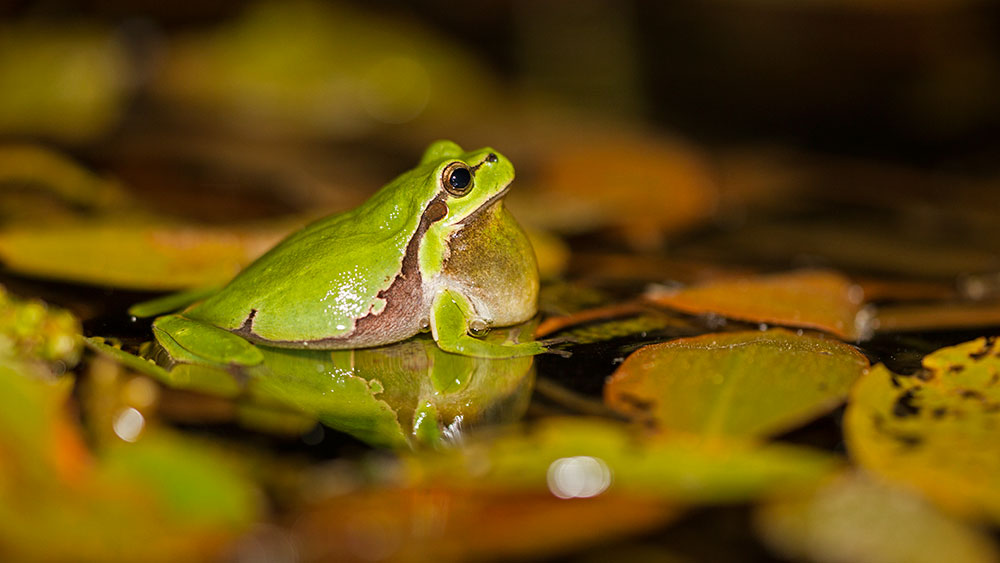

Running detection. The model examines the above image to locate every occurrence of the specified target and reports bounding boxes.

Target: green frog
[147,140,545,366]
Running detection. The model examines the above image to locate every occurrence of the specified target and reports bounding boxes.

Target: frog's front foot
[430,290,547,358]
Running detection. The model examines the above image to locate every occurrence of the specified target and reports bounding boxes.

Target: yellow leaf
[845,337,1000,523]
[757,472,1000,563]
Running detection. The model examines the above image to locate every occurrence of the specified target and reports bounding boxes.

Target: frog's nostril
[485,153,498,163]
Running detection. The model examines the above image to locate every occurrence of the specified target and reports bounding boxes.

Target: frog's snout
[471,152,499,172]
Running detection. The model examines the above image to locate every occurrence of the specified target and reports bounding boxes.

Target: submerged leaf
[646,269,866,339]
[845,338,1000,523]
[756,472,1000,563]
[605,329,869,441]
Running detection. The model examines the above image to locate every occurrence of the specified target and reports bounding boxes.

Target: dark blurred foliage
[2,0,998,169]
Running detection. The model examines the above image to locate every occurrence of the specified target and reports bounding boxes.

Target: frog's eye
[442,162,473,197]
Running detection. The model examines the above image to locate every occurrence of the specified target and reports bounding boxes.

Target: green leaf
[410,417,839,504]
[605,329,869,441]
[100,433,257,527]
[128,286,221,318]
[85,337,172,381]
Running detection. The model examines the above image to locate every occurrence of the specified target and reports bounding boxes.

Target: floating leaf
[536,303,697,345]
[756,472,1000,563]
[0,220,296,289]
[293,486,675,562]
[605,330,869,441]
[646,269,866,339]
[410,417,839,505]
[875,300,1000,334]
[128,286,221,318]
[85,337,245,399]
[845,338,1000,523]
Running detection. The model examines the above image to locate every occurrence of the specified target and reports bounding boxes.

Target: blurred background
[2,0,999,158]
[1,0,999,275]
[4,2,1000,562]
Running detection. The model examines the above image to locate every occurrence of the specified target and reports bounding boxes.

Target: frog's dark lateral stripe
[232,193,449,349]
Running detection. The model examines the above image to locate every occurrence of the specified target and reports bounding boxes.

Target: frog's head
[417,140,538,328]
[418,140,515,226]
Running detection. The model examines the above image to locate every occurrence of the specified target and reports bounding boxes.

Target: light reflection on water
[112,406,145,442]
[546,455,612,499]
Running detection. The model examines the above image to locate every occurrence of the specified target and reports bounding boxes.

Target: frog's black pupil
[449,168,472,191]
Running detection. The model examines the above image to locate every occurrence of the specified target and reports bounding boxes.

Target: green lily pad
[605,329,869,441]
[845,337,1000,523]
[756,472,1000,563]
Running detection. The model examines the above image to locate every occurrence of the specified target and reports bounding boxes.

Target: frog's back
[187,170,432,345]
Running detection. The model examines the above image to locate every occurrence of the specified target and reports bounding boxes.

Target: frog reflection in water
[249,329,538,448]
[149,140,545,366]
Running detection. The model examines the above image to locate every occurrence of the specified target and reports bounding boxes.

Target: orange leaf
[646,269,865,339]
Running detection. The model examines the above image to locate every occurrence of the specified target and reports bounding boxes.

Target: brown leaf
[292,487,675,563]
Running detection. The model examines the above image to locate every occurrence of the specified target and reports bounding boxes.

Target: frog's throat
[458,182,511,226]
[231,193,449,349]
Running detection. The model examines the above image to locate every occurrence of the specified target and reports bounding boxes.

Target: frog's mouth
[459,182,511,225]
